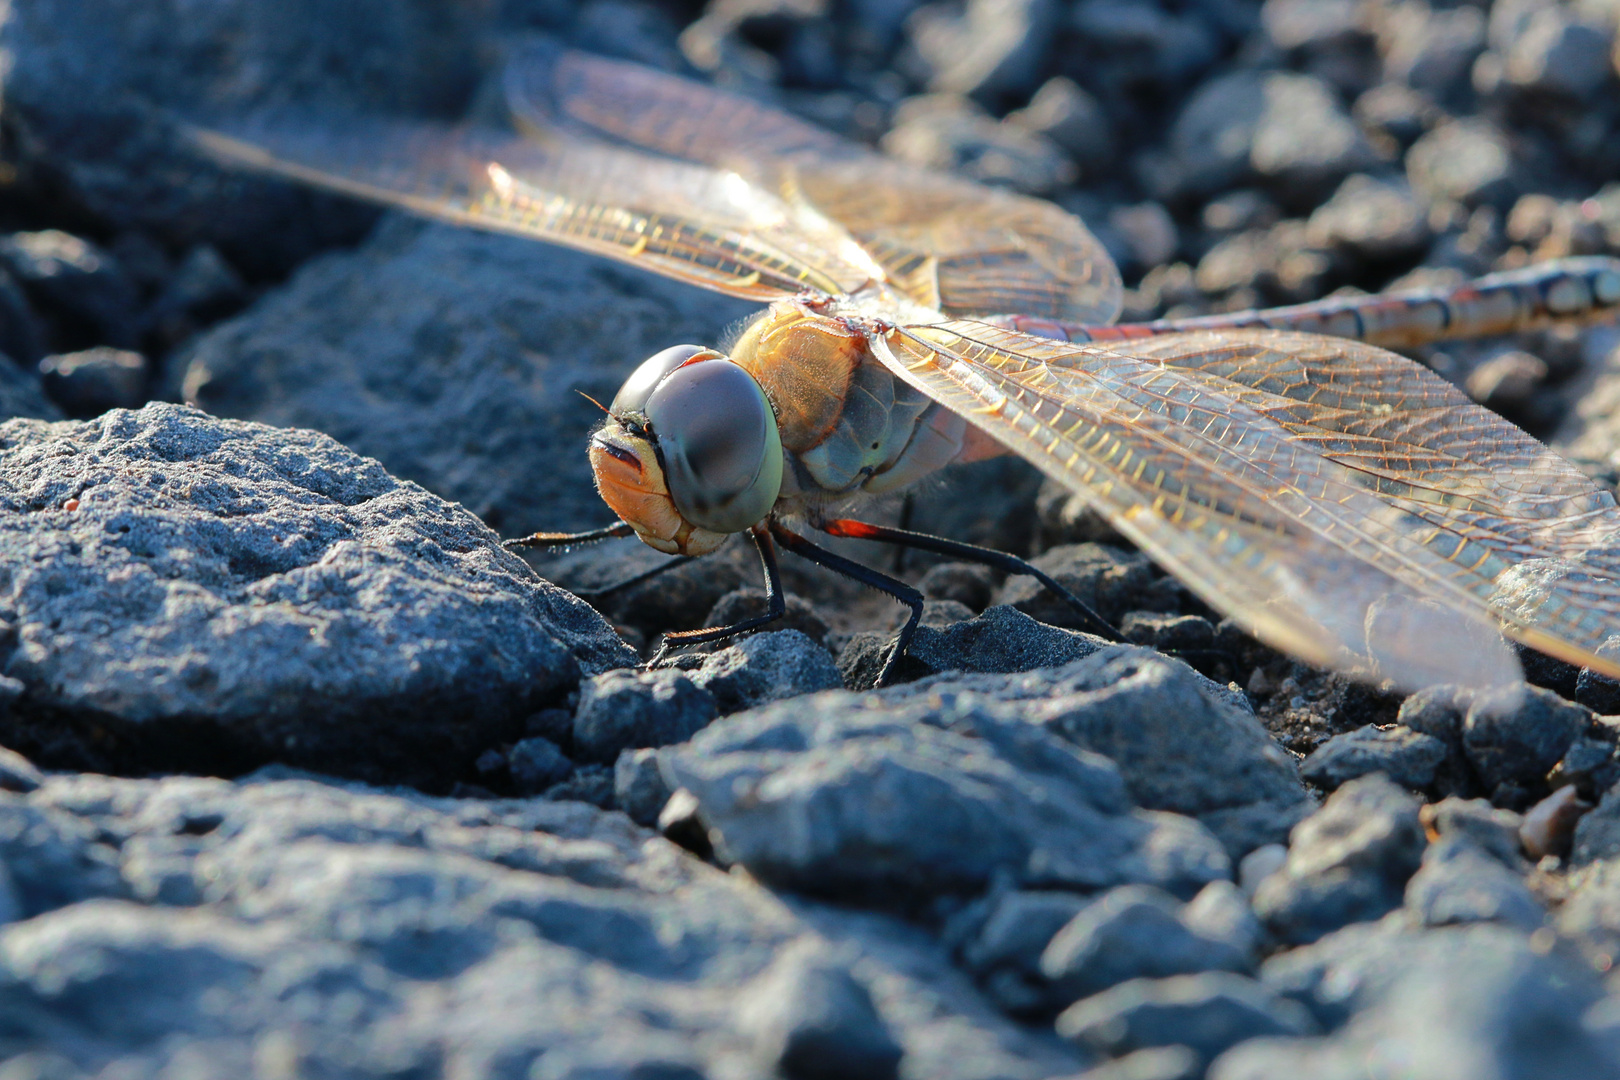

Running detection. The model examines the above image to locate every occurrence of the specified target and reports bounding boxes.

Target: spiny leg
[504,522,636,549]
[503,520,695,600]
[771,521,923,687]
[817,517,1121,642]
[649,526,785,665]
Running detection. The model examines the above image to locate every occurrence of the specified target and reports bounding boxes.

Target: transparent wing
[504,44,1124,323]
[872,321,1620,688]
[186,113,881,302]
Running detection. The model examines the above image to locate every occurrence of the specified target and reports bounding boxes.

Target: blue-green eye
[641,357,783,534]
[611,344,707,416]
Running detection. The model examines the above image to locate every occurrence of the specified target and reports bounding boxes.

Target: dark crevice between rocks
[0,682,562,793]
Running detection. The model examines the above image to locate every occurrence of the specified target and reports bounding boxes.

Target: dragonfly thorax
[591,345,784,555]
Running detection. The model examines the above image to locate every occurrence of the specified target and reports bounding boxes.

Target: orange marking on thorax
[730,300,865,454]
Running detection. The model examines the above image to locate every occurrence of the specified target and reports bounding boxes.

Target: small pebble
[1520,785,1591,861]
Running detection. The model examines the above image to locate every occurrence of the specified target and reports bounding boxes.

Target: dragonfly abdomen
[995,256,1620,351]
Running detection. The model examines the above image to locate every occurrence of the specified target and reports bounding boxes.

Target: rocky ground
[2,0,1620,1077]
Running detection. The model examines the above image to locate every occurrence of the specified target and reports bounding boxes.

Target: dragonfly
[187,42,1620,691]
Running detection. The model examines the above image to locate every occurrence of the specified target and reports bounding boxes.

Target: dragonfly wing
[503,44,1123,323]
[873,321,1620,687]
[185,113,880,302]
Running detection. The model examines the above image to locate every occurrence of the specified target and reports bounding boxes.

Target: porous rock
[0,403,634,785]
[1462,684,1591,794]
[689,629,843,714]
[1215,923,1617,1078]
[0,0,493,273]
[1403,834,1544,931]
[952,887,1093,1015]
[1300,724,1449,791]
[661,688,1230,904]
[572,667,718,764]
[0,770,1088,1079]
[0,361,59,423]
[178,220,755,538]
[899,647,1313,856]
[1252,774,1427,945]
[1057,971,1317,1066]
[1039,884,1254,1004]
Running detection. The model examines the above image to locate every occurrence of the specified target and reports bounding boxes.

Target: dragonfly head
[590,344,784,556]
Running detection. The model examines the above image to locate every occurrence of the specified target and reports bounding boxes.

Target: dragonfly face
[592,344,784,555]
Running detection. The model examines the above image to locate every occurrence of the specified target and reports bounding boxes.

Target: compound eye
[643,358,783,535]
[611,344,709,416]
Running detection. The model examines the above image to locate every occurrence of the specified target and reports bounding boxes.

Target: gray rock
[0,0,491,274]
[1501,8,1615,100]
[1168,70,1374,202]
[1247,72,1378,202]
[1573,780,1620,865]
[1421,796,1526,868]
[146,244,248,335]
[1039,885,1253,1004]
[1352,83,1440,151]
[573,668,718,764]
[0,271,48,366]
[995,542,1179,629]
[0,771,1088,1078]
[689,630,843,714]
[1556,856,1620,971]
[506,736,575,795]
[1252,774,1427,945]
[0,746,44,793]
[0,792,127,918]
[1117,612,1217,655]
[1183,880,1268,967]
[1300,725,1448,791]
[1194,220,1336,304]
[917,562,996,612]
[0,231,141,350]
[899,605,1108,682]
[38,347,148,417]
[740,941,904,1080]
[954,887,1092,1015]
[1394,685,1475,798]
[1005,76,1115,168]
[1463,684,1591,794]
[661,689,1230,903]
[1263,0,1367,54]
[906,0,1061,101]
[0,359,58,422]
[1380,2,1487,104]
[0,403,633,786]
[1217,923,1616,1079]
[1403,834,1544,931]
[902,647,1312,857]
[542,762,616,809]
[178,219,754,538]
[1304,174,1431,261]
[1057,972,1317,1065]
[1081,1046,1203,1080]
[1406,119,1520,209]
[880,95,1077,196]
[614,747,672,827]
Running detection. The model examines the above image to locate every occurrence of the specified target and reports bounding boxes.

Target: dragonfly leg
[505,521,699,602]
[504,521,636,549]
[817,517,1121,643]
[771,520,923,687]
[648,526,785,666]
